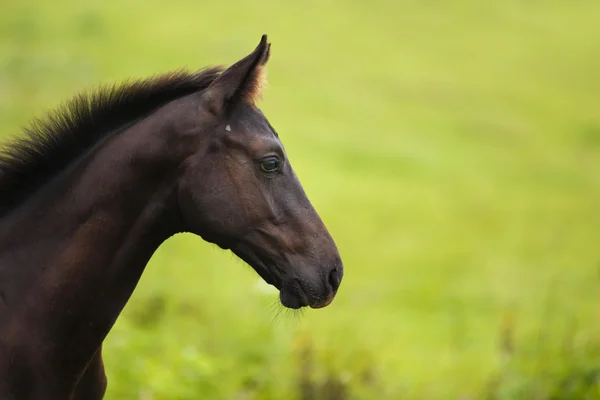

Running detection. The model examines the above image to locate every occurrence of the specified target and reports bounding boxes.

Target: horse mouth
[279,279,336,310]
[231,243,338,310]
[279,289,335,309]
[309,292,335,309]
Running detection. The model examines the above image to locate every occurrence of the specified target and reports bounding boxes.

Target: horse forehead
[230,111,277,140]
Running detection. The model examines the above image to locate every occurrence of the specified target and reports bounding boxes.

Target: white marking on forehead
[225,124,232,132]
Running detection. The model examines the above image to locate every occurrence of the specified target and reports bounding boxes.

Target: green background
[2,0,600,398]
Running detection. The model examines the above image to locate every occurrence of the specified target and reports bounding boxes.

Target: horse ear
[204,34,271,115]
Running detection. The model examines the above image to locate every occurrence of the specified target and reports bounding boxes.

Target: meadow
[1,0,600,398]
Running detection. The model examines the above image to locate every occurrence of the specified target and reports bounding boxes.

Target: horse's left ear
[203,34,270,115]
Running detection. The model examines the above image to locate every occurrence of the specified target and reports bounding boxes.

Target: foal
[0,35,343,399]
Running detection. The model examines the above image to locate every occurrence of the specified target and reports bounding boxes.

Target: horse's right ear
[203,35,271,116]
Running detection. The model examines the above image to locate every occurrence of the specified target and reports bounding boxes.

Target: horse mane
[0,66,224,217]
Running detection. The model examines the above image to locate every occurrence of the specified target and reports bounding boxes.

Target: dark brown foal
[0,35,343,399]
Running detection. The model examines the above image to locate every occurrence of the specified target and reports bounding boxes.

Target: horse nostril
[328,266,342,292]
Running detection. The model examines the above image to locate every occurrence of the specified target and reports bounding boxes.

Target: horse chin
[279,289,308,309]
[279,280,310,309]
[215,242,231,250]
[279,278,338,309]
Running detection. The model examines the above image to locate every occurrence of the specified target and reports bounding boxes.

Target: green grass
[2,0,600,398]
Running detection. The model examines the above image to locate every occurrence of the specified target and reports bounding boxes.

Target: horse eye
[259,156,280,173]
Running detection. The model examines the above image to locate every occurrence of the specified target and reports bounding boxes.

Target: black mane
[0,66,224,217]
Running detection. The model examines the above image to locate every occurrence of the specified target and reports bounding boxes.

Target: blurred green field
[2,0,600,398]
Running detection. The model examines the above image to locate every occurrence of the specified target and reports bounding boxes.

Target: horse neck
[0,98,198,384]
